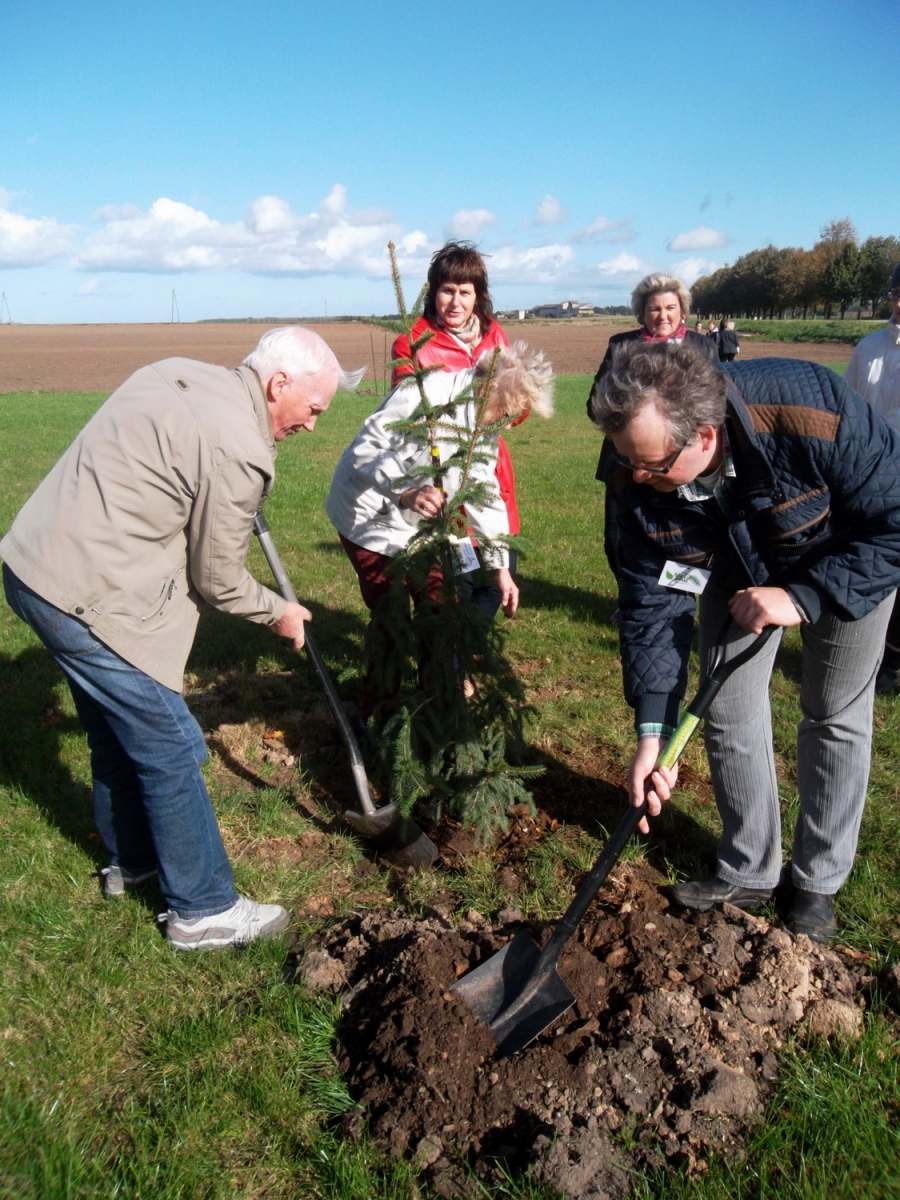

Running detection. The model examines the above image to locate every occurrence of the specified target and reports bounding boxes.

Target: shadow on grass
[189,596,369,681]
[516,573,619,625]
[525,740,720,878]
[1,592,721,896]
[0,595,373,874]
[0,644,96,852]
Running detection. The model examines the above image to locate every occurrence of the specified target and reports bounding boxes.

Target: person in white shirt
[845,263,900,690]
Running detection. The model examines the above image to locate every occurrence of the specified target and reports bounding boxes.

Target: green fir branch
[360,240,541,843]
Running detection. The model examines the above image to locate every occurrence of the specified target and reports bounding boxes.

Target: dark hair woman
[391,242,519,619]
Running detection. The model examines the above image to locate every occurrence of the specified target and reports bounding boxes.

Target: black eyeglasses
[610,442,687,476]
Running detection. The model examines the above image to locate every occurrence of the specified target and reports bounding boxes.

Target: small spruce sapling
[362,242,542,844]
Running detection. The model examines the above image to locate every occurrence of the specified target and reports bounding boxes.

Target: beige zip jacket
[1,358,288,691]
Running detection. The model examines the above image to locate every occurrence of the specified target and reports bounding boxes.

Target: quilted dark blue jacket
[613,357,900,730]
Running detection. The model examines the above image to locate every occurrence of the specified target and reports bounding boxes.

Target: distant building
[530,300,582,319]
[497,309,527,321]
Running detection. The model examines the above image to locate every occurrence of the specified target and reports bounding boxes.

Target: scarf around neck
[437,312,482,347]
[640,321,687,343]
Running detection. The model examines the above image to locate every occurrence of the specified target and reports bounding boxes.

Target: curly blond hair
[474,341,555,422]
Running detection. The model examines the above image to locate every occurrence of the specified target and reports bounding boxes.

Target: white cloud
[667,226,730,252]
[446,208,497,238]
[595,252,650,277]
[672,257,725,287]
[572,215,634,244]
[533,195,568,226]
[396,230,429,256]
[0,197,77,267]
[245,195,312,235]
[75,277,103,295]
[489,242,575,284]
[321,183,347,219]
[72,186,418,278]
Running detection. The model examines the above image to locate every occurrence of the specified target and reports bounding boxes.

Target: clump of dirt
[435,803,559,866]
[290,893,875,1197]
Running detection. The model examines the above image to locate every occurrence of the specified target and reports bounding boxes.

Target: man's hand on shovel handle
[272,601,314,650]
[729,586,803,634]
[629,736,679,834]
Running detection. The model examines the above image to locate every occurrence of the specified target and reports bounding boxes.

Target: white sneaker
[101,865,159,897]
[162,894,290,951]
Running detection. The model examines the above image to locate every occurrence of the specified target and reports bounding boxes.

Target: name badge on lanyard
[658,560,710,594]
[450,535,481,575]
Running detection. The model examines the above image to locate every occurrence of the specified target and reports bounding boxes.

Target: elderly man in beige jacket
[1,326,362,950]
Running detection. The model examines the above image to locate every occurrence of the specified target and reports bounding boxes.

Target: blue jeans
[4,565,237,917]
[458,550,518,619]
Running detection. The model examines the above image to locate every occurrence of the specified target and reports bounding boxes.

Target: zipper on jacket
[142,569,183,622]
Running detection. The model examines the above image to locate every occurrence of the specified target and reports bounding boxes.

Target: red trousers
[339,534,444,718]
[339,534,443,611]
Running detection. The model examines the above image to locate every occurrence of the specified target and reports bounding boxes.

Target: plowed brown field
[0,320,851,393]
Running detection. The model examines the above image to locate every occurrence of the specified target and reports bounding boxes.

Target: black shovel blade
[343,804,438,869]
[450,930,576,1056]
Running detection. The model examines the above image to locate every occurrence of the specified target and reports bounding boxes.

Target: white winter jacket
[325,369,509,566]
[845,319,900,432]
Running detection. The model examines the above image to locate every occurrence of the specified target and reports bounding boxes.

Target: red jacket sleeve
[390,333,414,388]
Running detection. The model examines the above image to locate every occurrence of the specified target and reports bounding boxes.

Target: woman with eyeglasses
[391,242,522,619]
[586,273,717,582]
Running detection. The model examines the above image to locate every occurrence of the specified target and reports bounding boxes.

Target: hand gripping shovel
[253,512,438,869]
[451,617,777,1055]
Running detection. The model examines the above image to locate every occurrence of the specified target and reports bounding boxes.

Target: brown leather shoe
[669,876,774,912]
[785,891,837,944]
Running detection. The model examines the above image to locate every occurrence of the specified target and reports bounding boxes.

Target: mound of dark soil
[290,891,874,1197]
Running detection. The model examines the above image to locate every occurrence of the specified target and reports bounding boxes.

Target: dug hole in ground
[287,856,898,1199]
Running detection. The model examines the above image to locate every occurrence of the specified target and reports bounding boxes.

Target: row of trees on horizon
[692,220,899,321]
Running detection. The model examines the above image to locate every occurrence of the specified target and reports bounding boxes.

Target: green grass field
[733,319,884,346]
[0,374,898,1198]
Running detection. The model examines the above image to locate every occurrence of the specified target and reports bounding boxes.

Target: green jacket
[1,358,288,691]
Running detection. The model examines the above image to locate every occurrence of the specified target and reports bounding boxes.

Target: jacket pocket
[757,490,833,554]
[141,568,184,622]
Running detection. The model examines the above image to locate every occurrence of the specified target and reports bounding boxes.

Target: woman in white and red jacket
[326,343,553,719]
[391,241,522,617]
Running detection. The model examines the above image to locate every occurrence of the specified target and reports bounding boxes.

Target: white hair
[475,340,555,420]
[242,326,365,391]
[630,272,692,325]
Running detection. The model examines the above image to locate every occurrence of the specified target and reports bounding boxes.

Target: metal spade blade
[253,511,438,869]
[452,618,777,1053]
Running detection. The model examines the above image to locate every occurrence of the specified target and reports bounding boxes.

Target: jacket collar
[720,375,779,500]
[235,365,276,454]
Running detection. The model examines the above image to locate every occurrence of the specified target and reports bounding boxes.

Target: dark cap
[891,263,900,291]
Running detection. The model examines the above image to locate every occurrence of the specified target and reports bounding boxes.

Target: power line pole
[0,293,11,324]
[171,289,180,323]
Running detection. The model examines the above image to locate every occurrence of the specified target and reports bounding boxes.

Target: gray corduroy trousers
[697,588,894,896]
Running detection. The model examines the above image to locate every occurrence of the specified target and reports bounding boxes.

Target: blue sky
[1,1,897,323]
